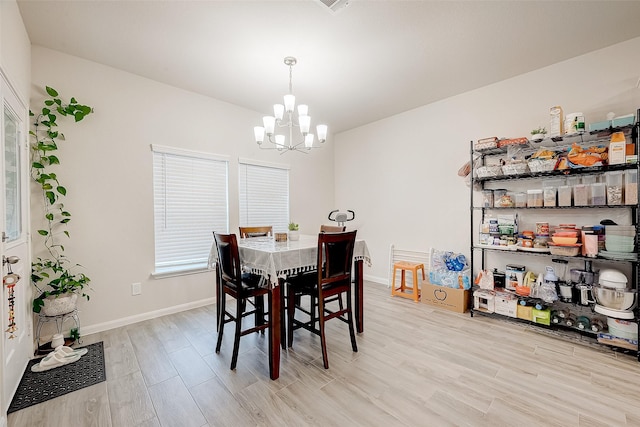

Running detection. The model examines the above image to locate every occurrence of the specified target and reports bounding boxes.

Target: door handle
[2,255,20,266]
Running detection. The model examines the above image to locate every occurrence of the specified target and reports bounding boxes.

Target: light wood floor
[8,282,640,426]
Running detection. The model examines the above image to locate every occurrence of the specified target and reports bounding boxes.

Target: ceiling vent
[314,0,350,14]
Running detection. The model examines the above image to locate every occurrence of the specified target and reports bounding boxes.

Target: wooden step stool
[391,261,425,302]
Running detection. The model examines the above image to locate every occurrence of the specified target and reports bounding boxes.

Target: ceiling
[16,1,640,134]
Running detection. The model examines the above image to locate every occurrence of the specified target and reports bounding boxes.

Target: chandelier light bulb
[299,115,311,134]
[284,94,295,113]
[263,116,275,135]
[254,126,265,143]
[305,134,315,148]
[317,124,328,142]
[273,104,284,121]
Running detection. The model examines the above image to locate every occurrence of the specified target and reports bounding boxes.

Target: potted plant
[30,86,93,315]
[530,126,547,141]
[288,222,300,241]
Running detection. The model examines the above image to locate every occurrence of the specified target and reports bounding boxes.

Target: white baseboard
[79,279,385,338]
[79,297,216,337]
[364,274,388,286]
[1,414,6,427]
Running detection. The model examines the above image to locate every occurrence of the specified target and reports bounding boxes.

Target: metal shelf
[469,108,640,361]
[474,163,636,184]
[470,308,638,357]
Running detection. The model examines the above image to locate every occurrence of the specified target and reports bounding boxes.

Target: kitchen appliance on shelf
[570,260,597,306]
[553,259,573,303]
[593,269,637,320]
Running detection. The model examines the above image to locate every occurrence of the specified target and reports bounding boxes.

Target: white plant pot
[41,293,78,316]
[289,230,300,241]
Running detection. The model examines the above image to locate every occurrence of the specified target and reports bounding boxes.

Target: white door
[1,70,31,415]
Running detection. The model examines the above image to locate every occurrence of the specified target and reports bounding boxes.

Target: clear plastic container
[558,185,572,206]
[625,169,638,205]
[527,189,543,207]
[582,175,597,186]
[493,189,507,208]
[542,178,564,207]
[591,182,606,206]
[543,187,557,207]
[573,184,589,206]
[514,192,527,208]
[481,190,494,208]
[605,171,623,205]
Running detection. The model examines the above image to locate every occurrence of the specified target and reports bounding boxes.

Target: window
[238,158,289,233]
[152,145,229,275]
[3,105,21,242]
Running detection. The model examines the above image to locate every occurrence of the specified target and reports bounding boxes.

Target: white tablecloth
[209,234,371,287]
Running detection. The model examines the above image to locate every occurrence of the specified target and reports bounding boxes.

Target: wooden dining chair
[239,226,273,238]
[320,224,346,233]
[213,232,271,370]
[286,230,358,369]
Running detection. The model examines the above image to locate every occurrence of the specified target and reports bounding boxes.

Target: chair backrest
[317,230,357,287]
[213,232,243,288]
[239,226,273,238]
[320,224,346,233]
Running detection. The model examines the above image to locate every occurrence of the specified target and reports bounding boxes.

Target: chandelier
[253,56,327,153]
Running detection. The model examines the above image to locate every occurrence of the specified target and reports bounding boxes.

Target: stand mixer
[593,268,636,320]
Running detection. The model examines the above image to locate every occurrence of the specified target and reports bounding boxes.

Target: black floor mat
[8,341,106,414]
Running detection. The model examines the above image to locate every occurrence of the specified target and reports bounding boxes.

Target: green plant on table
[30,86,93,313]
[531,126,547,136]
[288,222,299,231]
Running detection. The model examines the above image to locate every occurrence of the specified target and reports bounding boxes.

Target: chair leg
[255,294,265,333]
[286,284,296,347]
[280,284,287,349]
[230,297,243,370]
[318,297,329,369]
[347,290,358,352]
[215,292,226,353]
[310,293,317,332]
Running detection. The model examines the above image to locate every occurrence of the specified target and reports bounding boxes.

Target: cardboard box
[473,289,495,313]
[494,291,517,318]
[516,304,533,321]
[597,333,638,351]
[422,281,469,313]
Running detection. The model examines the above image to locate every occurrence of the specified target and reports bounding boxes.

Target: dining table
[209,234,371,380]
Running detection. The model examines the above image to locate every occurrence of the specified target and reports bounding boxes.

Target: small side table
[35,309,81,355]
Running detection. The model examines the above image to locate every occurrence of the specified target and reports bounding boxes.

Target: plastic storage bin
[493,189,507,208]
[591,183,606,206]
[514,192,527,208]
[558,186,572,206]
[527,189,543,207]
[606,171,624,205]
[573,184,589,206]
[543,187,557,207]
[625,169,638,205]
[481,190,494,208]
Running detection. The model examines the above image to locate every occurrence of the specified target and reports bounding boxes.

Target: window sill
[151,266,214,279]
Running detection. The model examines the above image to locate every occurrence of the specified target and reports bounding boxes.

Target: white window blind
[152,145,229,275]
[238,159,289,233]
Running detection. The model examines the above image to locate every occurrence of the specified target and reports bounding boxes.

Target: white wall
[30,46,335,334]
[1,0,30,101]
[335,37,640,283]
